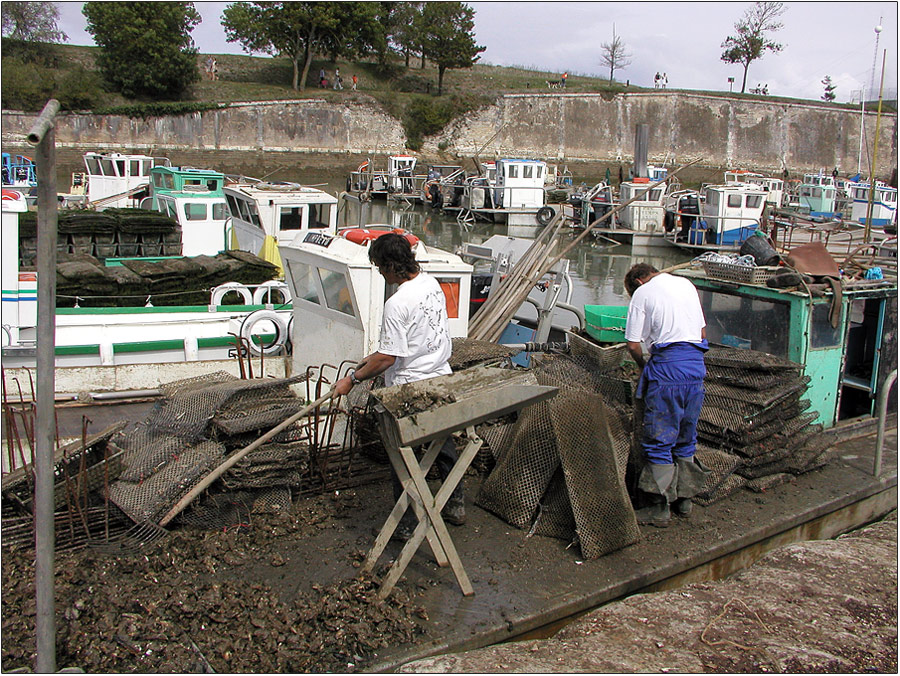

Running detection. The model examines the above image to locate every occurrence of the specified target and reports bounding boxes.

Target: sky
[54,0,898,102]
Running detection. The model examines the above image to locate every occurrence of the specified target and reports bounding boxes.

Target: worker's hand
[334,376,354,397]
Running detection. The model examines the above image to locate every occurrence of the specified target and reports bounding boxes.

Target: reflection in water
[332,179,692,311]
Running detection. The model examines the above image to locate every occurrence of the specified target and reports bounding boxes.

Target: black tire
[536,206,555,226]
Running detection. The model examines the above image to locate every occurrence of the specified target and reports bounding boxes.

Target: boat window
[162,173,175,190]
[810,302,841,348]
[727,194,742,208]
[100,158,116,176]
[184,202,208,221]
[536,166,543,179]
[141,160,152,175]
[706,190,720,209]
[152,174,163,188]
[130,160,142,176]
[207,179,220,191]
[212,202,228,220]
[115,159,126,176]
[745,195,763,209]
[308,203,331,229]
[162,199,177,219]
[318,268,354,316]
[185,178,203,188]
[225,194,240,217]
[279,206,303,231]
[436,278,460,319]
[649,189,662,201]
[523,165,533,179]
[286,260,320,305]
[697,289,790,358]
[507,165,518,179]
[85,157,101,175]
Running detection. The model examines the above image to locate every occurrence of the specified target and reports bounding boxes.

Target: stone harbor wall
[2,92,896,176]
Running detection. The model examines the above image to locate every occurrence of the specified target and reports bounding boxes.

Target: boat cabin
[142,166,229,256]
[277,228,472,377]
[796,181,844,219]
[82,152,171,208]
[697,184,766,245]
[647,165,668,182]
[849,183,898,228]
[493,159,547,209]
[618,179,666,232]
[224,182,339,274]
[676,267,898,427]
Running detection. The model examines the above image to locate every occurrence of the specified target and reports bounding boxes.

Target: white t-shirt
[379,272,452,387]
[624,273,706,347]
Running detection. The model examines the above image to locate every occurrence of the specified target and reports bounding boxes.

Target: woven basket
[701,261,779,285]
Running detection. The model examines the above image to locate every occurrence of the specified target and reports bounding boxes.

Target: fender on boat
[211,282,252,306]
[240,309,288,356]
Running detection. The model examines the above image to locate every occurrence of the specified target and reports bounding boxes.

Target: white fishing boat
[223,180,339,274]
[2,188,293,390]
[725,169,785,209]
[849,182,898,230]
[80,151,171,208]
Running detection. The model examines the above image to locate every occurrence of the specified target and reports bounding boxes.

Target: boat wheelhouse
[725,170,784,208]
[674,265,897,427]
[795,181,845,219]
[849,183,898,229]
[141,166,230,256]
[617,178,667,234]
[454,159,553,229]
[697,184,767,246]
[82,152,171,208]
[278,227,472,377]
[224,181,339,274]
[347,155,424,200]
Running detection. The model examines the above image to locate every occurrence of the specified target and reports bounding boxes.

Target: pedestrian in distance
[562,71,568,87]
[333,233,466,539]
[204,56,216,81]
[333,68,343,90]
[662,72,668,89]
[351,73,358,90]
[654,72,661,88]
[624,263,711,528]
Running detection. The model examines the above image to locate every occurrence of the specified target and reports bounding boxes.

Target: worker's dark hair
[368,233,419,280]
[624,263,658,296]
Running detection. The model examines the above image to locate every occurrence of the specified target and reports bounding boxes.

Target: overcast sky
[55,1,898,102]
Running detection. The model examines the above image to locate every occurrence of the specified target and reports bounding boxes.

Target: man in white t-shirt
[335,233,464,536]
[624,263,710,527]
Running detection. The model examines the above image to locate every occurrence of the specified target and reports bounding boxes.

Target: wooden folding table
[361,367,557,599]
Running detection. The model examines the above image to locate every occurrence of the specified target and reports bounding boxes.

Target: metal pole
[29,98,60,674]
[864,50,886,243]
[873,369,897,477]
[633,124,649,179]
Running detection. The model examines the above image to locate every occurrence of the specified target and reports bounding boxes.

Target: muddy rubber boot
[634,463,676,528]
[442,493,466,526]
[673,456,712,518]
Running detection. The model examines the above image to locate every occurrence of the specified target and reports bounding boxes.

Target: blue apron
[637,341,708,464]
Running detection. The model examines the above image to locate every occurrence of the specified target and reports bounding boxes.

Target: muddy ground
[400,512,898,673]
[1,492,426,673]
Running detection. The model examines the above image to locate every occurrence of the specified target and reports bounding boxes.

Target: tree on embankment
[221,1,383,91]
[419,2,485,96]
[720,1,786,94]
[82,1,200,99]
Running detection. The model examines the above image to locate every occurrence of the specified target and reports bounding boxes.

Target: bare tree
[599,24,632,84]
[721,1,786,94]
[1,1,67,42]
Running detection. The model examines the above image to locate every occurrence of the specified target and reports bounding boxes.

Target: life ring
[536,206,555,226]
[339,227,419,247]
[240,309,288,356]
[211,282,252,306]
[252,280,292,306]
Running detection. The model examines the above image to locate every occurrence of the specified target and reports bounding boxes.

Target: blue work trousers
[641,379,705,464]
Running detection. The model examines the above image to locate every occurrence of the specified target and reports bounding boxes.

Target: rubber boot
[634,463,676,527]
[672,456,712,518]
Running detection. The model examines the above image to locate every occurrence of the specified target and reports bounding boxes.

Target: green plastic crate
[584,304,628,342]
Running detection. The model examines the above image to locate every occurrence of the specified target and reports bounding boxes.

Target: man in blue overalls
[624,263,710,527]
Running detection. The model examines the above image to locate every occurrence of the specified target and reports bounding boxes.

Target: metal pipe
[29,98,60,674]
[873,369,897,477]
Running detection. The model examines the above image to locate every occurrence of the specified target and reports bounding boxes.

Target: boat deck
[221,416,897,671]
